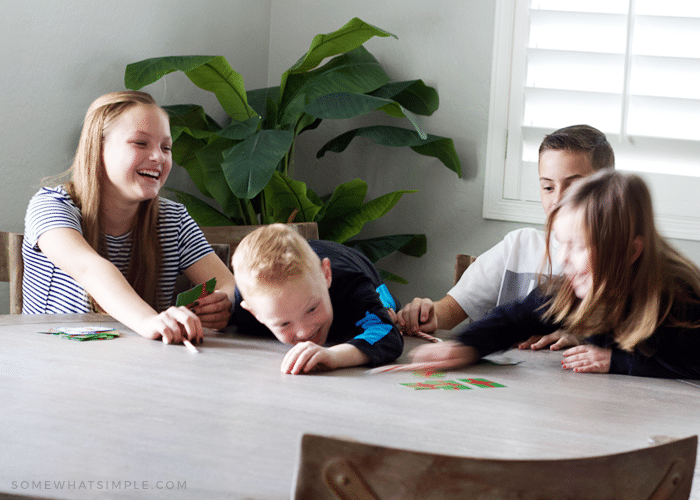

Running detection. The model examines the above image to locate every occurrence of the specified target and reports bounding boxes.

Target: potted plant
[125,17,461,282]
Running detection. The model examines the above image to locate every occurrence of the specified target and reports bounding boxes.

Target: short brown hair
[539,124,614,171]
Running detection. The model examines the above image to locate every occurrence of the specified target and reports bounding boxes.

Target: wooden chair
[454,253,477,284]
[0,231,24,314]
[293,433,697,500]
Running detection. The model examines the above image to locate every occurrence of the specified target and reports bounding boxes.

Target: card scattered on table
[39,326,120,341]
[176,277,216,307]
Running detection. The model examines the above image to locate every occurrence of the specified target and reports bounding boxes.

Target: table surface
[1,314,699,500]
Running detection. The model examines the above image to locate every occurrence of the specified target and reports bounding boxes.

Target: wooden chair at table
[454,253,477,285]
[0,231,24,314]
[293,433,697,500]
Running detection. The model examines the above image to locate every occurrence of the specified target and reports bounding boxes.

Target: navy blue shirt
[456,288,700,379]
[232,240,403,367]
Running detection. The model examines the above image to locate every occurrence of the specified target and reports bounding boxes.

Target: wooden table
[1,314,699,499]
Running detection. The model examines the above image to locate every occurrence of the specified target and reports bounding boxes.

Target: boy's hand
[518,330,579,351]
[396,298,438,333]
[408,340,480,371]
[282,342,369,375]
[561,345,612,373]
[187,290,232,330]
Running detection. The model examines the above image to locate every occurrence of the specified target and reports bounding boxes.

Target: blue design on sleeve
[375,284,396,310]
[354,311,393,345]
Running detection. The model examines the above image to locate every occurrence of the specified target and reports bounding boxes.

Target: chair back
[0,232,24,314]
[293,433,697,500]
[200,222,319,267]
[454,253,476,284]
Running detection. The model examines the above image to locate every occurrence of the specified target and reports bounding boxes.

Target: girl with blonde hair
[22,91,236,345]
[410,170,700,378]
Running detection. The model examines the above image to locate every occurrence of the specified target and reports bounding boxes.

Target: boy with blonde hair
[232,224,403,374]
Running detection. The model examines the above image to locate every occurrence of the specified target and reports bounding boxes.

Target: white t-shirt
[447,228,561,321]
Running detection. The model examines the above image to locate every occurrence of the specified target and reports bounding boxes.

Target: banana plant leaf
[280,17,396,96]
[221,129,295,199]
[318,182,417,243]
[279,46,390,127]
[125,55,257,122]
[369,79,439,116]
[263,171,323,223]
[304,92,426,139]
[345,233,427,285]
[345,234,427,261]
[167,188,241,226]
[317,125,461,177]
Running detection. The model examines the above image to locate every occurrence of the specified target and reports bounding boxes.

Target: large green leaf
[304,92,426,139]
[165,104,222,141]
[319,187,417,243]
[195,137,243,217]
[167,188,239,226]
[263,171,323,223]
[221,129,294,199]
[280,17,396,96]
[125,55,257,122]
[279,47,390,127]
[345,234,427,262]
[317,125,461,177]
[369,80,439,116]
[318,179,367,221]
[377,268,409,285]
[170,133,212,198]
[246,86,280,119]
[217,116,260,141]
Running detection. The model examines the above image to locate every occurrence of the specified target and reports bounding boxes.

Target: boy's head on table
[538,124,615,217]
[233,224,333,346]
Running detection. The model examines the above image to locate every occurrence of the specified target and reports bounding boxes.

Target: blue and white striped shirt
[22,187,212,314]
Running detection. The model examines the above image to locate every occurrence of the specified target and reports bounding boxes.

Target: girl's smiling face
[101,104,172,206]
[553,206,594,299]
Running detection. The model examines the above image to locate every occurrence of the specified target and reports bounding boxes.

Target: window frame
[484,0,700,242]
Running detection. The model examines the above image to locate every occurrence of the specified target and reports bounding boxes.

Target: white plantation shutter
[484,0,700,241]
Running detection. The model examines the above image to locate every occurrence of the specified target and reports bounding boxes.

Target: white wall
[2,0,699,313]
[0,0,272,313]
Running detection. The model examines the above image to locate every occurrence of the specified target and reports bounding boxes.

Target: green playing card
[176,277,217,307]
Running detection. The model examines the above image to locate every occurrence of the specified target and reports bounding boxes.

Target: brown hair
[63,91,165,310]
[539,124,615,171]
[543,170,700,350]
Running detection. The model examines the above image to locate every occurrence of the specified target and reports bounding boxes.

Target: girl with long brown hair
[22,91,236,346]
[409,170,700,378]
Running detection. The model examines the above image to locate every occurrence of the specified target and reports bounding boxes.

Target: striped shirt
[22,187,213,314]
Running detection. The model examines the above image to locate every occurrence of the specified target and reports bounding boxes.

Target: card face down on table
[176,277,216,307]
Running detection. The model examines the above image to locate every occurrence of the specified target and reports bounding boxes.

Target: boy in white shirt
[396,124,614,349]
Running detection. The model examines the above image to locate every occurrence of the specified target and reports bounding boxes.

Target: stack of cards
[40,326,120,341]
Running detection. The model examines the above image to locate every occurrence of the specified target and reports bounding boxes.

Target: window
[484,0,700,241]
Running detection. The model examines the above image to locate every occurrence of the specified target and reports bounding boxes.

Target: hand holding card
[176,277,217,307]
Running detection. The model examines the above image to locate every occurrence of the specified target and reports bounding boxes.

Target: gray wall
[2,0,699,313]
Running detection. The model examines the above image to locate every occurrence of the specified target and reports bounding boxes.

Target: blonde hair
[61,91,165,310]
[233,224,319,296]
[543,170,700,350]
